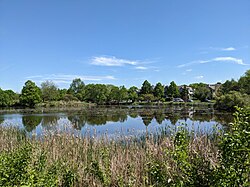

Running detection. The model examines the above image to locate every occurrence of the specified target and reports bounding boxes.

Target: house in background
[207,83,222,97]
[178,85,194,99]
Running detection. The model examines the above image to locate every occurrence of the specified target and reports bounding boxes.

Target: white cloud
[209,47,236,51]
[177,56,247,68]
[221,47,236,51]
[212,57,244,65]
[135,66,148,70]
[186,69,192,72]
[26,74,116,85]
[194,75,204,79]
[91,56,138,66]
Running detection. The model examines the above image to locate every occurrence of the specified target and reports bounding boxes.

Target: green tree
[153,82,164,99]
[118,86,128,103]
[189,82,207,90]
[58,89,68,100]
[167,81,180,98]
[193,86,212,101]
[128,86,139,103]
[41,80,59,102]
[219,79,239,94]
[84,84,108,104]
[215,91,246,111]
[140,80,153,95]
[0,89,19,107]
[238,69,250,94]
[140,94,155,102]
[108,86,120,104]
[20,80,42,107]
[68,78,85,101]
[5,90,19,106]
[0,89,10,107]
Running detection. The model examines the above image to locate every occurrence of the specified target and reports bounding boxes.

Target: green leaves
[0,144,77,187]
[20,80,42,107]
[217,107,250,186]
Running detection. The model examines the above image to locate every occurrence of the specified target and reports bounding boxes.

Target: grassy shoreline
[0,101,215,114]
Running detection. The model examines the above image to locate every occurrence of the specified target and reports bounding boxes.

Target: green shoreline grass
[0,101,214,115]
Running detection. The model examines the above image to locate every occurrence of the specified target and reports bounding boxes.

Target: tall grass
[0,107,249,186]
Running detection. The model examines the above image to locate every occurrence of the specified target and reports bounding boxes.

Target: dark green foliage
[0,88,10,107]
[167,81,180,98]
[140,80,153,95]
[84,84,108,104]
[108,85,120,103]
[146,159,166,186]
[58,88,68,100]
[215,91,246,111]
[153,82,164,99]
[20,80,42,107]
[0,144,32,186]
[193,86,212,101]
[219,79,240,94]
[128,86,139,102]
[238,69,250,94]
[0,88,19,107]
[119,86,128,103]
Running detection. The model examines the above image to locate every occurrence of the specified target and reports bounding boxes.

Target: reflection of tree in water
[22,115,42,132]
[41,115,60,131]
[139,110,154,126]
[142,116,153,126]
[0,116,4,125]
[116,111,127,122]
[192,112,213,122]
[42,116,59,125]
[86,115,107,126]
[154,111,165,124]
[83,110,128,127]
[129,111,138,119]
[68,115,86,130]
[213,113,233,125]
[168,114,180,125]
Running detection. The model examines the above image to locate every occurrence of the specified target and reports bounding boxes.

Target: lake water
[0,106,233,137]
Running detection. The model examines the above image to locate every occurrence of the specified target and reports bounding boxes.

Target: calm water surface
[0,106,233,137]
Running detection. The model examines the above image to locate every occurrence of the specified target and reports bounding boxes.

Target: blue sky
[0,0,250,92]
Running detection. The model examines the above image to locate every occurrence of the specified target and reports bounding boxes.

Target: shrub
[215,91,246,111]
[217,107,250,186]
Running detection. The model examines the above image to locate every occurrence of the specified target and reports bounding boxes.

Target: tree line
[0,69,249,109]
[214,69,250,111]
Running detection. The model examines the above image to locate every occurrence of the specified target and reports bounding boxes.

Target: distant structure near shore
[178,83,222,99]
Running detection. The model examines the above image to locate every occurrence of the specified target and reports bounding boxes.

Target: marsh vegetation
[0,107,249,186]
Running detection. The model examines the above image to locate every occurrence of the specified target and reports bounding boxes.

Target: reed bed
[0,124,221,187]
